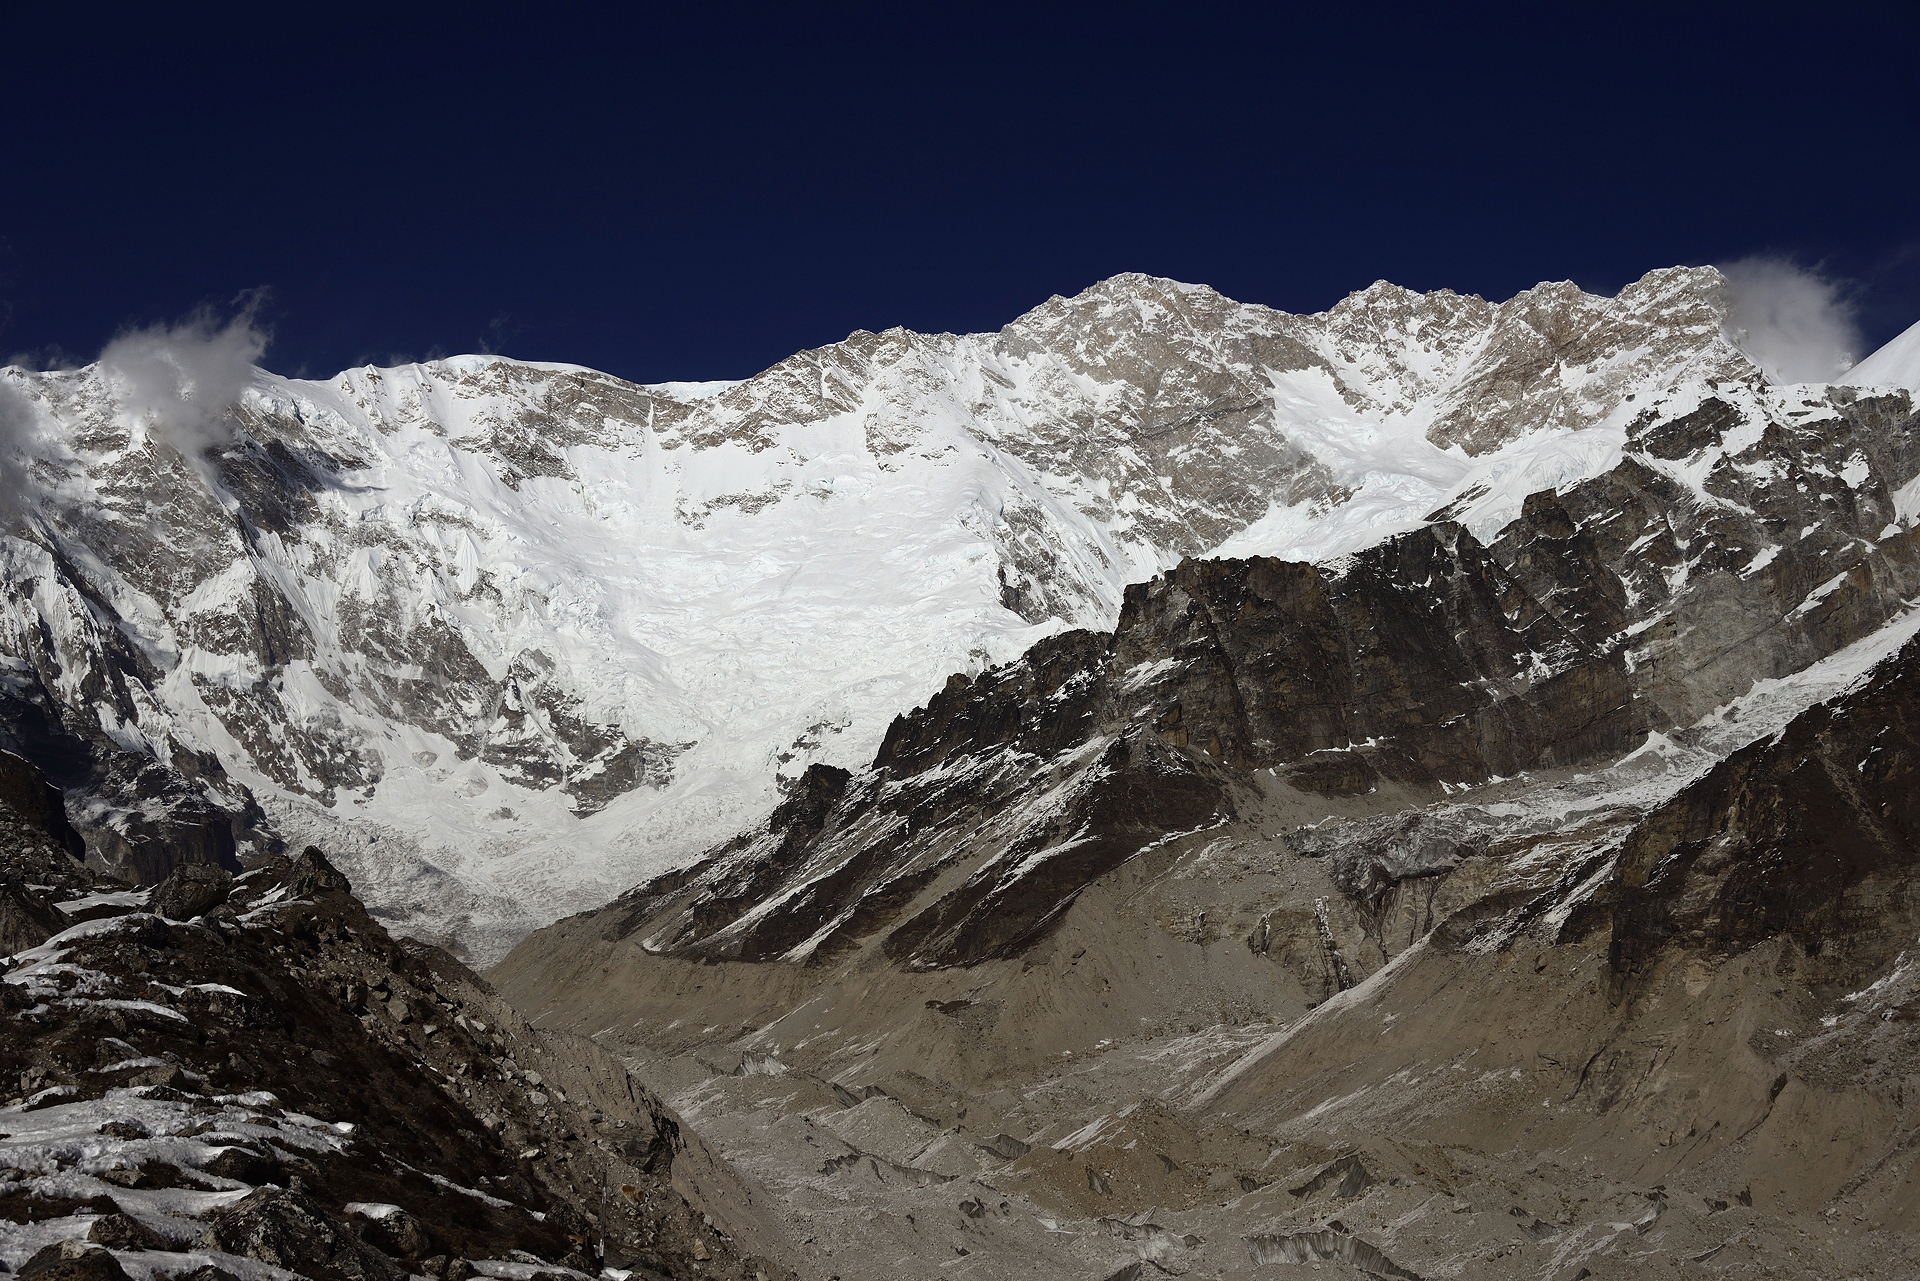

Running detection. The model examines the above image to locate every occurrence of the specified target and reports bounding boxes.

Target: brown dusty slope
[495,384,1920,1278]
[496,629,1920,1279]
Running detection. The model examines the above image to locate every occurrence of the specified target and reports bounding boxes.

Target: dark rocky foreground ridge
[492,382,1920,1278]
[0,749,795,1281]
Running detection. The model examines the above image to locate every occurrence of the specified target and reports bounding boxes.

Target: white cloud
[1719,257,1861,385]
[99,302,269,457]
[0,378,44,524]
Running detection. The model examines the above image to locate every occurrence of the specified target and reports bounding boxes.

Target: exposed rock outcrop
[547,376,1920,979]
[0,754,794,1281]
[1602,631,1920,989]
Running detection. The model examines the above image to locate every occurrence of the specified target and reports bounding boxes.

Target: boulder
[17,1242,132,1281]
[150,861,233,921]
[86,1212,171,1251]
[199,1187,402,1281]
[287,846,351,898]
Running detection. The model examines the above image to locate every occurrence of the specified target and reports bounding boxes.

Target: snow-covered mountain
[1850,316,1920,393]
[492,294,1920,1281]
[0,265,1881,958]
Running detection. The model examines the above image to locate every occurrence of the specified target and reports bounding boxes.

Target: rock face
[490,347,1920,1277]
[565,379,1920,975]
[1603,629,1920,988]
[0,266,1805,953]
[0,755,794,1281]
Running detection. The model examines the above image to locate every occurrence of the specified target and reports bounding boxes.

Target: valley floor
[498,614,1920,1280]
[505,805,1920,1280]
[518,906,1920,1280]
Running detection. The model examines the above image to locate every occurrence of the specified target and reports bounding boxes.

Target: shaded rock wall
[1604,634,1920,991]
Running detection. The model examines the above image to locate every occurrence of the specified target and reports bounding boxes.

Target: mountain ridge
[488,320,1920,1281]
[6,265,1920,1278]
[0,265,1897,959]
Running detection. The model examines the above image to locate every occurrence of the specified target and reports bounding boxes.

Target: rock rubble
[0,758,794,1281]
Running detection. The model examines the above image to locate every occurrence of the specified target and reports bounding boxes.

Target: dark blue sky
[4,3,1916,384]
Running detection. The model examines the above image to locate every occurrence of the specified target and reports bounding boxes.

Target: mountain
[0,267,1788,959]
[487,292,1920,1274]
[497,617,1920,1278]
[1850,316,1920,393]
[8,263,1920,1278]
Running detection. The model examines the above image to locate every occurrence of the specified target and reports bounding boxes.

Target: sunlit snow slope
[0,266,1832,958]
[1850,317,1920,393]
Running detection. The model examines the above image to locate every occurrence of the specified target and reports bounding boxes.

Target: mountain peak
[1848,315,1920,392]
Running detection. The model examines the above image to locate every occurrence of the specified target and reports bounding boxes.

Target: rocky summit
[7,269,1920,1279]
